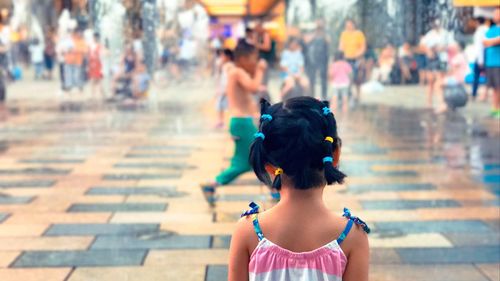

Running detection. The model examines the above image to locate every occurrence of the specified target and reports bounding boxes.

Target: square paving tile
[113,163,196,170]
[443,233,500,247]
[86,187,182,197]
[374,220,493,234]
[145,249,229,266]
[397,246,500,264]
[0,237,93,251]
[44,223,159,236]
[206,265,228,281]
[124,153,190,159]
[13,250,146,267]
[212,235,231,249]
[219,194,267,202]
[68,265,205,281]
[0,168,70,175]
[476,264,500,281]
[91,234,211,250]
[370,265,489,281]
[68,203,167,212]
[361,199,460,210]
[0,268,72,281]
[18,159,84,164]
[0,180,56,188]
[347,183,436,193]
[102,174,180,180]
[0,251,20,267]
[131,145,194,151]
[0,196,34,204]
[0,214,9,223]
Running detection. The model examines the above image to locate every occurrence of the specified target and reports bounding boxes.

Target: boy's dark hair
[223,48,234,61]
[94,32,100,40]
[334,51,344,61]
[234,40,256,60]
[250,97,346,190]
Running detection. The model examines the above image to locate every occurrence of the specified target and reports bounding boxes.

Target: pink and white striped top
[240,203,370,281]
[249,238,347,281]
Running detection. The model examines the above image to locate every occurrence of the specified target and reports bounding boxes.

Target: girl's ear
[264,164,276,175]
[333,146,341,168]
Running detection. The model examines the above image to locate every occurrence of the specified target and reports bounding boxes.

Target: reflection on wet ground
[0,87,498,280]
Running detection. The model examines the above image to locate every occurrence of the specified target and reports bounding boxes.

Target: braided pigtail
[321,102,346,185]
[250,99,274,186]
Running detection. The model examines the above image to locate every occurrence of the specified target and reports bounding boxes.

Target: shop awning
[454,0,499,6]
[198,0,281,16]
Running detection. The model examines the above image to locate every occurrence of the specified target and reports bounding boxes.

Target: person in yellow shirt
[339,20,366,100]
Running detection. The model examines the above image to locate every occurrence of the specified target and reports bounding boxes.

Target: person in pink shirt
[329,52,353,110]
[447,43,468,83]
[441,42,469,112]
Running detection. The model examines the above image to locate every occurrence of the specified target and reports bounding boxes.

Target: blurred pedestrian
[214,49,234,129]
[398,42,417,84]
[421,19,454,111]
[63,29,87,94]
[29,37,44,80]
[306,20,330,100]
[200,41,267,205]
[483,8,500,118]
[280,37,309,100]
[339,19,366,101]
[377,43,396,84]
[415,36,428,85]
[44,28,56,80]
[471,17,489,99]
[330,51,353,110]
[88,33,104,99]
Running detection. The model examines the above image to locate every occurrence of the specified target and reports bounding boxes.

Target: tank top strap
[240,202,264,241]
[337,207,371,245]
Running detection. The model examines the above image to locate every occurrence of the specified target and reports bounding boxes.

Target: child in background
[229,97,370,281]
[447,43,468,85]
[280,37,309,99]
[29,38,44,80]
[201,41,267,205]
[88,33,104,99]
[440,42,469,112]
[329,52,352,110]
[131,60,150,99]
[215,49,234,129]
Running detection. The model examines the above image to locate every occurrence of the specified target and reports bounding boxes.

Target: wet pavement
[0,80,498,281]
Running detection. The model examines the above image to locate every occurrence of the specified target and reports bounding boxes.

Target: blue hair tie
[322,107,331,116]
[261,114,273,122]
[323,156,333,163]
[254,132,265,140]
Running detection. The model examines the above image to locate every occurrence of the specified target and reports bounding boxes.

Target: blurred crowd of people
[211,8,499,118]
[0,12,152,103]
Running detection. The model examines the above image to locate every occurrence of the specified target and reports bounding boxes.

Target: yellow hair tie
[325,136,334,143]
[275,168,283,176]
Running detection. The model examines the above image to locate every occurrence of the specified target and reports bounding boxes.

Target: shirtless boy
[202,40,267,205]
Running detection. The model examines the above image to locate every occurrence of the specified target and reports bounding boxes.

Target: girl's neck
[277,185,328,212]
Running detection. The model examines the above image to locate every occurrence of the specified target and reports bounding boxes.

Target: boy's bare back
[226,60,267,117]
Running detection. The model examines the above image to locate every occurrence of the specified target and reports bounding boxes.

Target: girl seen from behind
[228,97,370,281]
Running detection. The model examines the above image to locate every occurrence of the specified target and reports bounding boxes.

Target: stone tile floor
[0,80,498,280]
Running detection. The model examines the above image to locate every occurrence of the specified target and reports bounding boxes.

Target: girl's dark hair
[250,97,346,190]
